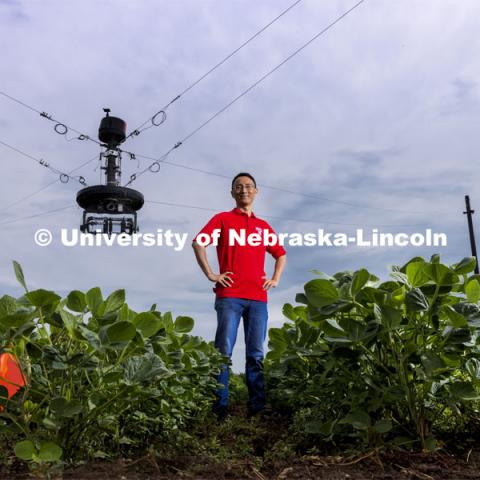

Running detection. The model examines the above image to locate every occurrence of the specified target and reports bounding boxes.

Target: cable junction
[0,90,102,146]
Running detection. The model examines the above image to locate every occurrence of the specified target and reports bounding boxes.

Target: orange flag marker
[0,352,26,411]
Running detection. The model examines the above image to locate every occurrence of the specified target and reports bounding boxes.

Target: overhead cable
[0,149,98,215]
[0,90,101,146]
[144,200,426,228]
[0,138,88,186]
[124,0,304,140]
[124,0,367,188]
[0,205,76,227]
[123,150,433,216]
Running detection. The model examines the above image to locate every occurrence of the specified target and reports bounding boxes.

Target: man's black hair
[231,172,257,189]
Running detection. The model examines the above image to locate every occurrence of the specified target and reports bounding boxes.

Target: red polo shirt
[193,208,286,302]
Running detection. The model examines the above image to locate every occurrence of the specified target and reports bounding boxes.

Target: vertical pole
[105,152,117,186]
[105,141,119,186]
[464,195,479,274]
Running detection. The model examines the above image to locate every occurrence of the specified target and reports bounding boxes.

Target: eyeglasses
[233,184,255,192]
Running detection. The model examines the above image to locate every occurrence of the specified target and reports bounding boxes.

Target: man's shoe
[213,405,228,421]
[247,405,273,419]
[246,406,264,418]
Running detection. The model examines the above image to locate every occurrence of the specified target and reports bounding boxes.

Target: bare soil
[4,450,479,479]
[3,404,480,479]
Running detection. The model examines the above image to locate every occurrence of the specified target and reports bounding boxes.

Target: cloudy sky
[1,0,479,371]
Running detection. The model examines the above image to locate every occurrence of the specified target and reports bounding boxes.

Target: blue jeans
[212,297,268,413]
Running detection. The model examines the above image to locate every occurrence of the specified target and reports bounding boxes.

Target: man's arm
[192,241,234,287]
[262,254,286,291]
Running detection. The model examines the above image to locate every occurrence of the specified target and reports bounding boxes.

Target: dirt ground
[3,404,480,479]
[3,450,480,480]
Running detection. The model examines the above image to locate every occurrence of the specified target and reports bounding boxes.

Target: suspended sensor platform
[98,114,127,145]
[76,109,145,235]
[77,185,144,235]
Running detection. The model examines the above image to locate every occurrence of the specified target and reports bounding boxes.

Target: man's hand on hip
[208,271,234,287]
[262,276,279,291]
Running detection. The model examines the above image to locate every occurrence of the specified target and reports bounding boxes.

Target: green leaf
[282,303,297,321]
[124,353,170,384]
[454,302,480,325]
[42,417,60,430]
[320,319,345,337]
[60,310,78,336]
[66,290,86,312]
[0,311,34,329]
[350,269,370,297]
[174,316,194,333]
[0,385,8,405]
[317,300,351,316]
[453,257,477,275]
[444,327,471,344]
[294,306,307,321]
[295,293,308,305]
[421,352,445,377]
[406,261,430,287]
[86,287,103,315]
[449,382,480,400]
[104,289,125,314]
[390,271,409,285]
[117,304,130,322]
[424,263,458,286]
[310,270,334,280]
[399,257,426,273]
[163,311,173,330]
[373,419,392,433]
[375,304,402,331]
[466,279,480,304]
[105,321,136,343]
[304,279,339,308]
[341,410,371,430]
[268,328,288,353]
[405,288,429,312]
[0,295,17,317]
[424,436,437,452]
[51,397,83,418]
[12,261,28,292]
[338,318,368,342]
[77,325,102,351]
[391,286,405,303]
[25,289,61,307]
[466,358,480,380]
[443,306,467,328]
[304,420,333,435]
[37,441,62,462]
[14,440,36,461]
[46,311,63,328]
[133,312,163,338]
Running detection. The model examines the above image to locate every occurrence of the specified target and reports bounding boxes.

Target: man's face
[231,176,257,207]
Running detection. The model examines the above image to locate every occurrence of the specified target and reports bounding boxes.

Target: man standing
[192,172,287,420]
